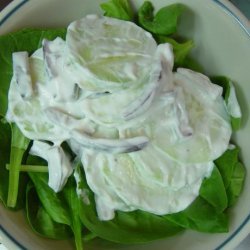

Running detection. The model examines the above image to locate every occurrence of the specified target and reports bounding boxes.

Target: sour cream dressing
[6,15,235,220]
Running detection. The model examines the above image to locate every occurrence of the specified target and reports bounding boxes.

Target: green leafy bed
[0,1,246,249]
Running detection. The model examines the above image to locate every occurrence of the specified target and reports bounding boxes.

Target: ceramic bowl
[0,0,250,249]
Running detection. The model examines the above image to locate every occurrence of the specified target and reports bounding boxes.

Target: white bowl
[0,0,250,249]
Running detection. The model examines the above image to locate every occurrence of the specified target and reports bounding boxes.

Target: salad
[0,0,246,249]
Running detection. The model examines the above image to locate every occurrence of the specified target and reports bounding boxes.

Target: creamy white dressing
[30,141,73,192]
[6,15,234,219]
[12,51,33,99]
[80,144,214,220]
[74,169,90,205]
[65,15,160,92]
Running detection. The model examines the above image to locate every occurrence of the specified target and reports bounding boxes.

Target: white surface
[0,0,250,250]
[236,234,250,249]
[0,245,8,250]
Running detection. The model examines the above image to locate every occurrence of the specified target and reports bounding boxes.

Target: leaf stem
[7,147,26,207]
[6,164,48,173]
[7,124,30,208]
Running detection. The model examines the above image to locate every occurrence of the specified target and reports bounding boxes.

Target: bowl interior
[0,0,250,249]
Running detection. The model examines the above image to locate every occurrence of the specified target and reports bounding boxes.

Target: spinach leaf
[199,166,228,213]
[157,36,194,67]
[26,181,72,239]
[100,0,134,21]
[226,162,245,207]
[214,147,245,207]
[0,28,66,116]
[0,119,11,206]
[181,56,204,73]
[82,232,98,242]
[7,123,30,208]
[210,76,241,130]
[6,163,48,173]
[28,156,84,249]
[76,165,183,244]
[167,146,246,233]
[28,171,72,226]
[165,197,229,233]
[0,119,29,210]
[211,76,230,99]
[62,175,83,250]
[214,147,240,189]
[231,117,241,132]
[138,1,184,35]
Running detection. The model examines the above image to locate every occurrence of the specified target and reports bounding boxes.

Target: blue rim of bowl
[213,0,250,36]
[0,0,28,26]
[0,224,27,250]
[0,0,249,249]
